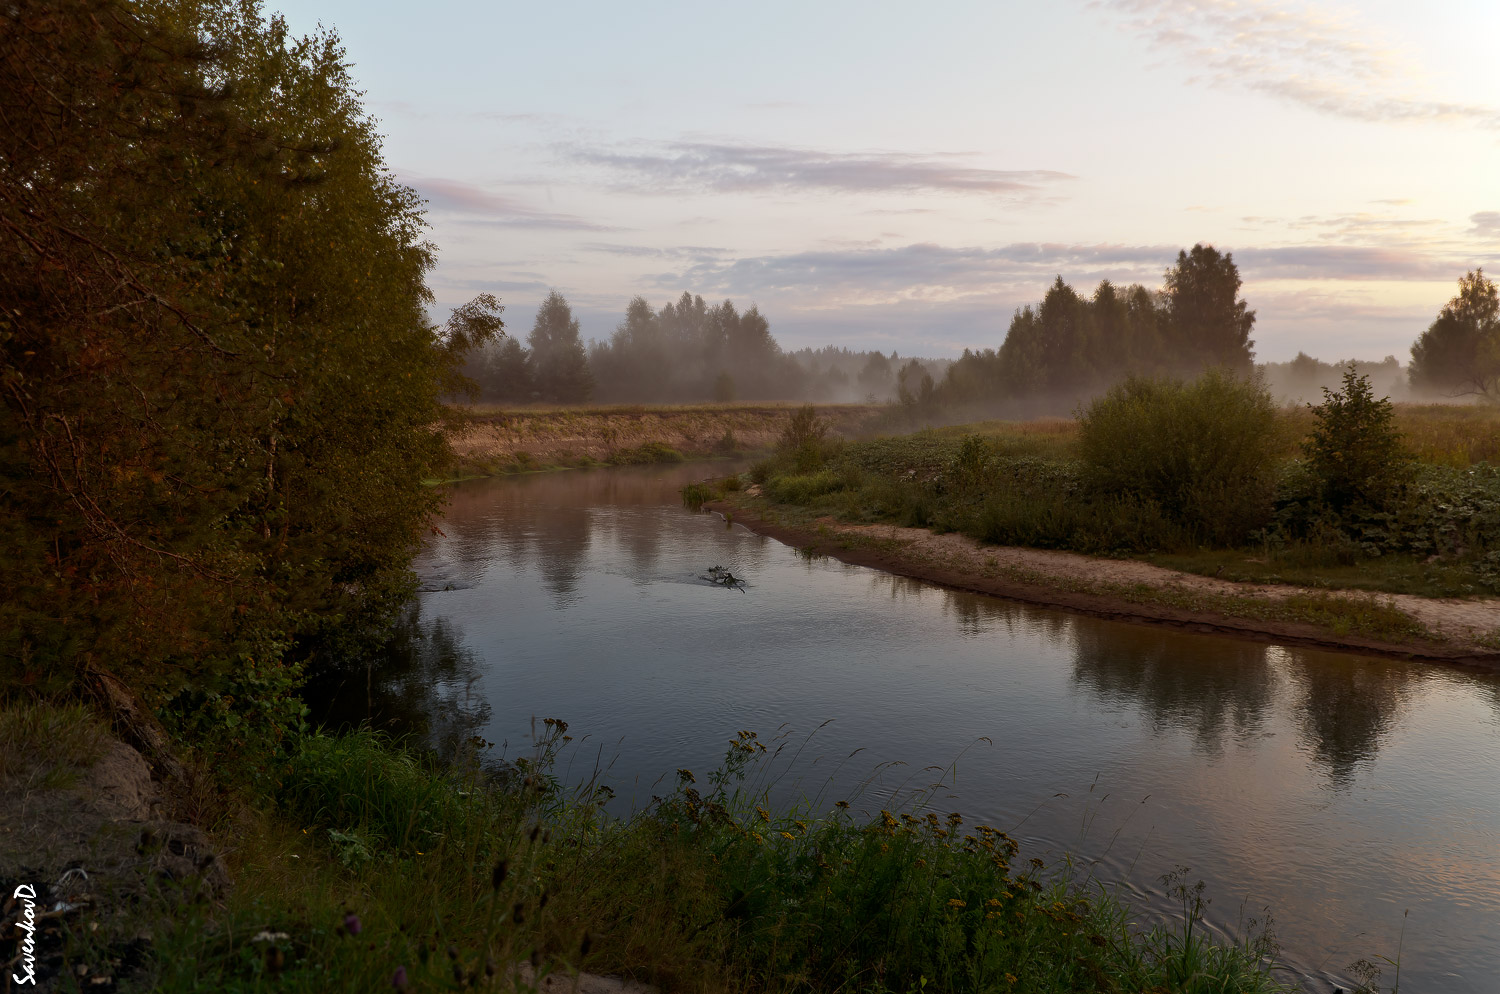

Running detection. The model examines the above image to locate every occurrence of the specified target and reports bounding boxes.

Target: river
[310,462,1500,993]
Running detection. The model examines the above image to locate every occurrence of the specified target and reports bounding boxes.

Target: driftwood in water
[701,565,747,590]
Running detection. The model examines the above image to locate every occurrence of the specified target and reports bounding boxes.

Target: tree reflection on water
[303,602,491,762]
[1069,625,1274,755]
[1066,616,1421,783]
[1283,650,1414,786]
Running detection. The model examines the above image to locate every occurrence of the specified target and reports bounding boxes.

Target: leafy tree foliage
[1262,352,1404,405]
[1409,269,1500,400]
[462,292,913,406]
[527,291,593,403]
[896,359,935,411]
[1161,244,1256,372]
[1305,367,1409,512]
[0,0,499,697]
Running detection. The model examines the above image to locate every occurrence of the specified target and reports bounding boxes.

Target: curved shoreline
[707,499,1500,670]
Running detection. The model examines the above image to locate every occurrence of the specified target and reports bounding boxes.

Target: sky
[274,0,1500,362]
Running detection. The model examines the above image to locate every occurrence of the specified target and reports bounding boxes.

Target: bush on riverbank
[1303,367,1411,514]
[1078,371,1281,545]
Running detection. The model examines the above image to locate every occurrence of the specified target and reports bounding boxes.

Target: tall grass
[0,699,107,792]
[126,723,1293,994]
[1394,403,1500,466]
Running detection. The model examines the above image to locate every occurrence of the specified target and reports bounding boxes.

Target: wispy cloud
[655,240,1473,304]
[1471,212,1500,239]
[658,242,1173,301]
[865,207,942,216]
[580,243,728,261]
[560,141,1075,197]
[1234,245,1462,281]
[1096,0,1500,128]
[1238,211,1446,244]
[400,174,611,230]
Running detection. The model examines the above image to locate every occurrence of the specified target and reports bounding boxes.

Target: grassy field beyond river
[447,403,883,478]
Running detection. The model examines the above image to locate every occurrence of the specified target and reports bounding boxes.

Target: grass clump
[652,736,1291,994]
[612,441,685,465]
[0,699,108,792]
[1397,403,1500,466]
[765,469,846,505]
[681,480,716,509]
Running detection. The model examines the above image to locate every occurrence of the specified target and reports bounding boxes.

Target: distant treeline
[1262,354,1407,406]
[462,291,946,405]
[935,245,1254,415]
[464,252,1498,412]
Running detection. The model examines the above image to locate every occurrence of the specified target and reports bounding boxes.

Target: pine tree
[528,292,593,403]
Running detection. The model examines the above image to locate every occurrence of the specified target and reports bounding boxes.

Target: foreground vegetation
[718,384,1500,603]
[5,702,1304,994]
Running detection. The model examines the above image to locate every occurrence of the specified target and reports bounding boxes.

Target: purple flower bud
[344,913,362,936]
[392,965,408,989]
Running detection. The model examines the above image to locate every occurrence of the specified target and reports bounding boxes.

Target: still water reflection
[317,464,1500,993]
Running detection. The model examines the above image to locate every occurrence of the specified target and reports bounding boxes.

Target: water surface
[314,463,1500,993]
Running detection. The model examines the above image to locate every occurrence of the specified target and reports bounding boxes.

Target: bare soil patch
[1,734,229,991]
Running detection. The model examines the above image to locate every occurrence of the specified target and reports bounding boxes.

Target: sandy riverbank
[707,499,1500,668]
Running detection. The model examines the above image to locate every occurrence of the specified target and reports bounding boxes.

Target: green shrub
[1079,370,1279,544]
[947,434,993,491]
[1267,454,1500,584]
[1305,366,1411,512]
[650,734,1291,994]
[160,636,307,787]
[766,470,846,505]
[778,403,829,451]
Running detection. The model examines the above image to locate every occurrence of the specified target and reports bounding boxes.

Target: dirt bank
[0,730,229,991]
[449,404,880,474]
[708,500,1500,668]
